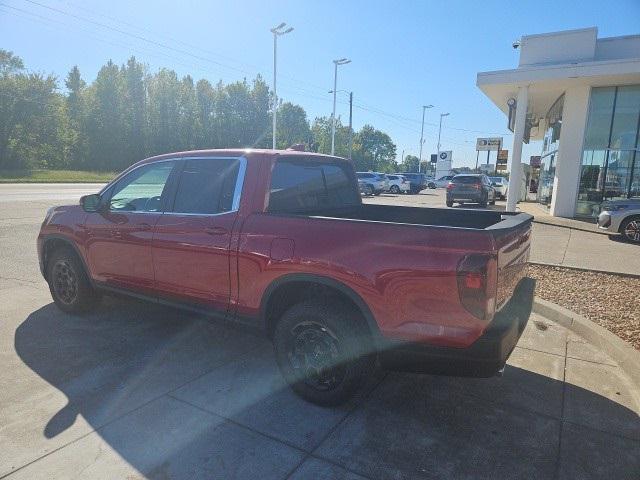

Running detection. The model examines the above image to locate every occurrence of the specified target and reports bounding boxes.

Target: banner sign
[497,150,508,164]
[476,137,503,151]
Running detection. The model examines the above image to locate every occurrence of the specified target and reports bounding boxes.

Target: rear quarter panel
[235,214,497,348]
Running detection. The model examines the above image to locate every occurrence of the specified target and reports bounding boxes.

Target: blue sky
[1,0,639,167]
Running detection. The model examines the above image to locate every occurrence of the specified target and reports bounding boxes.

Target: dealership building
[477,27,640,218]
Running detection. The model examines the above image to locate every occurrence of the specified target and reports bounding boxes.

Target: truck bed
[299,203,530,232]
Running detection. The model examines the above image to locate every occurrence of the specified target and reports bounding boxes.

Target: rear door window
[269,159,359,213]
[171,158,241,214]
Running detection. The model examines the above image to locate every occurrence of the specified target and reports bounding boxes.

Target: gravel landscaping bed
[528,264,640,350]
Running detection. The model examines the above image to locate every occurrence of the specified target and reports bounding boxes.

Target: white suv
[385,174,410,194]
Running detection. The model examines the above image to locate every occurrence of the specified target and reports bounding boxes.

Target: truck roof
[140,148,346,164]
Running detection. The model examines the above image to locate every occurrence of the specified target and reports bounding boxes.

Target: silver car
[597,199,640,244]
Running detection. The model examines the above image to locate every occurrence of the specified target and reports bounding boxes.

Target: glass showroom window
[536,94,564,207]
[577,85,640,217]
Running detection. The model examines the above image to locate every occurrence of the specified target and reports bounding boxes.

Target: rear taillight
[473,183,481,190]
[456,254,497,321]
[446,182,454,190]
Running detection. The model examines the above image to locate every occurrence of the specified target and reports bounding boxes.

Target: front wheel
[47,248,101,314]
[273,300,374,406]
[620,216,640,244]
[390,185,400,194]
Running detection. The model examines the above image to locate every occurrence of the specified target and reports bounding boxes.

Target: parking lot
[1,184,639,479]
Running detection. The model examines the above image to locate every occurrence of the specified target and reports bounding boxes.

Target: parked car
[38,149,534,406]
[358,178,373,196]
[446,174,497,207]
[489,176,509,200]
[385,174,410,194]
[356,172,388,195]
[597,198,640,244]
[435,175,455,188]
[396,172,425,193]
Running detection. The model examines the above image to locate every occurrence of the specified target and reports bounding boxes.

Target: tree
[276,102,311,149]
[64,66,87,169]
[0,50,63,169]
[310,116,350,156]
[352,124,397,172]
[195,78,217,149]
[400,155,419,173]
[87,60,123,170]
[147,68,181,156]
[121,57,146,166]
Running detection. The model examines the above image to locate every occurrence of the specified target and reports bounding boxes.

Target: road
[0,183,638,479]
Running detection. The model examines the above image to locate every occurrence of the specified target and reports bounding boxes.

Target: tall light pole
[330,89,354,159]
[331,58,351,155]
[437,112,450,153]
[418,105,433,173]
[270,23,293,149]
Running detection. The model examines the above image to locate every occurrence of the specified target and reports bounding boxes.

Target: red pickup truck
[38,149,534,405]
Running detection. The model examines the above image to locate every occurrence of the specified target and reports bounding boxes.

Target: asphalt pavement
[0,183,638,479]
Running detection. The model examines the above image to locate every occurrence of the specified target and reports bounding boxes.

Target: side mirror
[80,194,102,212]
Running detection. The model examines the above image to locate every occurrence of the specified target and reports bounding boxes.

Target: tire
[47,247,101,314]
[273,299,375,406]
[620,215,640,244]
[446,200,454,207]
[428,182,436,189]
[364,185,374,196]
[479,194,488,208]
[390,185,400,194]
[489,195,496,205]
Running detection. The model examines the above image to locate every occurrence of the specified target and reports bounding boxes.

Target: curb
[529,261,640,280]
[530,217,604,235]
[533,297,640,387]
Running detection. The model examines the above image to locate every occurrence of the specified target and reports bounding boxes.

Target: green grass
[0,169,116,183]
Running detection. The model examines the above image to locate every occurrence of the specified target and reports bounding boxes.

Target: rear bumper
[378,277,535,377]
[447,192,483,202]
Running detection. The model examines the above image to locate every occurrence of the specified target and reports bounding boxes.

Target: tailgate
[487,213,533,309]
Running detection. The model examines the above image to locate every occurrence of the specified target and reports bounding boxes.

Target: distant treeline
[0,49,408,173]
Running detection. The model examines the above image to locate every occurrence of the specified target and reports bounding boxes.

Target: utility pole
[270,23,293,149]
[418,105,433,173]
[348,91,353,160]
[331,58,351,155]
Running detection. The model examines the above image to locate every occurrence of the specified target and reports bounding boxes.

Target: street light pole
[348,91,353,160]
[418,105,433,173]
[331,58,351,155]
[437,112,450,153]
[270,23,293,150]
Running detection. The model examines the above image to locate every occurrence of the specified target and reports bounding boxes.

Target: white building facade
[477,27,640,218]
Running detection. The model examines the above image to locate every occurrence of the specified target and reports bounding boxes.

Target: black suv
[446,174,496,207]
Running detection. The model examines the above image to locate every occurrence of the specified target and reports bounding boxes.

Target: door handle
[204,226,228,236]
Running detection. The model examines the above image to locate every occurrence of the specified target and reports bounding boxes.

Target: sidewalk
[518,201,602,234]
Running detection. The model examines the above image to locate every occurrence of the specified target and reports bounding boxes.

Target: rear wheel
[47,247,101,314]
[446,200,454,207]
[365,184,374,196]
[479,194,488,207]
[620,215,640,244]
[273,300,374,406]
[390,185,400,194]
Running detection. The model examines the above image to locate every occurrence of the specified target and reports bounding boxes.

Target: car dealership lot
[1,184,639,479]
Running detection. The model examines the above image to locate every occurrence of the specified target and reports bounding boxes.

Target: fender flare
[40,234,92,282]
[259,273,382,341]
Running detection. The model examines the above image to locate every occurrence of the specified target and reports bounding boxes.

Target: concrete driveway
[1,185,639,479]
